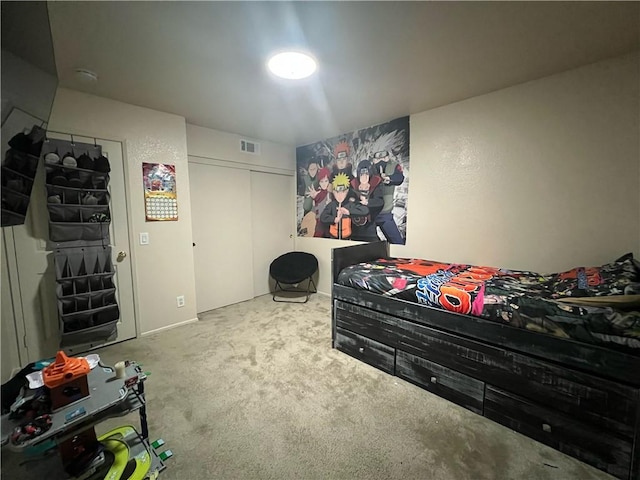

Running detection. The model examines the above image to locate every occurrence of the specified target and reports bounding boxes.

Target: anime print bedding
[336,255,640,353]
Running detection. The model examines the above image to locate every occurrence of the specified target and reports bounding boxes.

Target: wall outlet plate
[176,295,185,308]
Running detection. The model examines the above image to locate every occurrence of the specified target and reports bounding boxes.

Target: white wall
[48,88,198,334]
[186,124,294,174]
[301,53,640,294]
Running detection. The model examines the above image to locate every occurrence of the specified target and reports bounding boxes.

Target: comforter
[337,255,640,352]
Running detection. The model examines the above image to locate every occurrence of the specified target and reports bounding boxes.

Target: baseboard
[141,317,198,337]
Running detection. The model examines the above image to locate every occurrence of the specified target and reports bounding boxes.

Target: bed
[331,241,640,480]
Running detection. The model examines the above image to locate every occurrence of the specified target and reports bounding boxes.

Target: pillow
[548,253,640,298]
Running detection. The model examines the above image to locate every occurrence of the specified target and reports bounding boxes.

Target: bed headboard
[331,241,389,283]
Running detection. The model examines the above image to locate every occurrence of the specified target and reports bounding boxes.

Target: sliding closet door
[189,162,254,313]
[250,171,294,297]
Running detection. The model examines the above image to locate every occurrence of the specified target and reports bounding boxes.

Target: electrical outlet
[176,295,185,308]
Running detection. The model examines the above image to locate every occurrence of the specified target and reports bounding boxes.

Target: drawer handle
[430,376,437,384]
[358,347,365,354]
[542,423,552,433]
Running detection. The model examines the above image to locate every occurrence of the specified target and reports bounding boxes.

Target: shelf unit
[1,361,166,479]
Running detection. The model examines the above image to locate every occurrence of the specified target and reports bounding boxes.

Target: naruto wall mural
[296,116,409,244]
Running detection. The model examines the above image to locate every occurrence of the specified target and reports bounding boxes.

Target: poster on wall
[142,162,178,221]
[295,115,409,244]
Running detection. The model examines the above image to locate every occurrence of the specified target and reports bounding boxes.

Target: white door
[250,171,294,296]
[2,132,137,363]
[189,161,254,313]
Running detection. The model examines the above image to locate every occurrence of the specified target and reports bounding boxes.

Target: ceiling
[42,1,640,146]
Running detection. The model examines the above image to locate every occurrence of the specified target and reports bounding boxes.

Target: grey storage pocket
[48,204,110,223]
[49,222,110,242]
[46,186,110,206]
[1,189,30,215]
[45,184,110,242]
[2,167,34,196]
[45,164,109,190]
[60,321,118,348]
[4,149,40,177]
[48,204,80,222]
[60,303,120,331]
[1,209,26,226]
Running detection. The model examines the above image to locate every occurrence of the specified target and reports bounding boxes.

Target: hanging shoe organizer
[54,246,120,348]
[1,125,46,226]
[42,136,120,349]
[42,138,112,244]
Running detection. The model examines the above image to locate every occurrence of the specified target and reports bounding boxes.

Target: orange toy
[43,351,90,389]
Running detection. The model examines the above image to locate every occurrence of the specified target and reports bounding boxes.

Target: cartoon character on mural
[296,115,409,244]
[330,140,354,183]
[297,166,333,238]
[371,149,405,244]
[310,167,333,237]
[349,159,384,242]
[298,156,320,215]
[319,173,368,240]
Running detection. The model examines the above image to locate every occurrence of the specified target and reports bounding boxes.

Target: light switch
[140,232,149,245]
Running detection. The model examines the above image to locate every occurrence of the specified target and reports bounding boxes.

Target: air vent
[240,139,260,155]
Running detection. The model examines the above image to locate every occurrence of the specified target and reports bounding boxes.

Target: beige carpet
[91,293,612,480]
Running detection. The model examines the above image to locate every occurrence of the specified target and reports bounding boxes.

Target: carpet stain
[248,346,257,366]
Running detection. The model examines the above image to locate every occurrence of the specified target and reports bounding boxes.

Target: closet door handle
[116,251,127,262]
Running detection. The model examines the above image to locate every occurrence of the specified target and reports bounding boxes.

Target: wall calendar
[142,163,178,221]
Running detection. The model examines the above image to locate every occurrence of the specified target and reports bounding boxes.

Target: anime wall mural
[296,116,409,244]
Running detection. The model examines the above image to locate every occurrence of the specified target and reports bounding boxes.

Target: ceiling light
[267,52,317,80]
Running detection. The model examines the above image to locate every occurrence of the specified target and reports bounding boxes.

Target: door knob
[117,251,127,262]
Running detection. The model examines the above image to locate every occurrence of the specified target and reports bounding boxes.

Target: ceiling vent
[240,139,260,155]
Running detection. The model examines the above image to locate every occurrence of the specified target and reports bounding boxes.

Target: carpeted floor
[91,293,612,480]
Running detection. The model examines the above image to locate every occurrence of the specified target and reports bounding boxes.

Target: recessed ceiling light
[267,52,317,80]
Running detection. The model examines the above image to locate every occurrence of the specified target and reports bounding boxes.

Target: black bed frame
[331,241,640,479]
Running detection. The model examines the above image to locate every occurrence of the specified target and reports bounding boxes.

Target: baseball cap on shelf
[61,154,77,168]
[94,155,111,173]
[44,152,60,165]
[76,153,94,170]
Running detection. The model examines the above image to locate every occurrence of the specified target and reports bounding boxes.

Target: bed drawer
[335,327,395,375]
[334,300,401,346]
[396,350,484,414]
[485,385,632,479]
[395,319,638,438]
